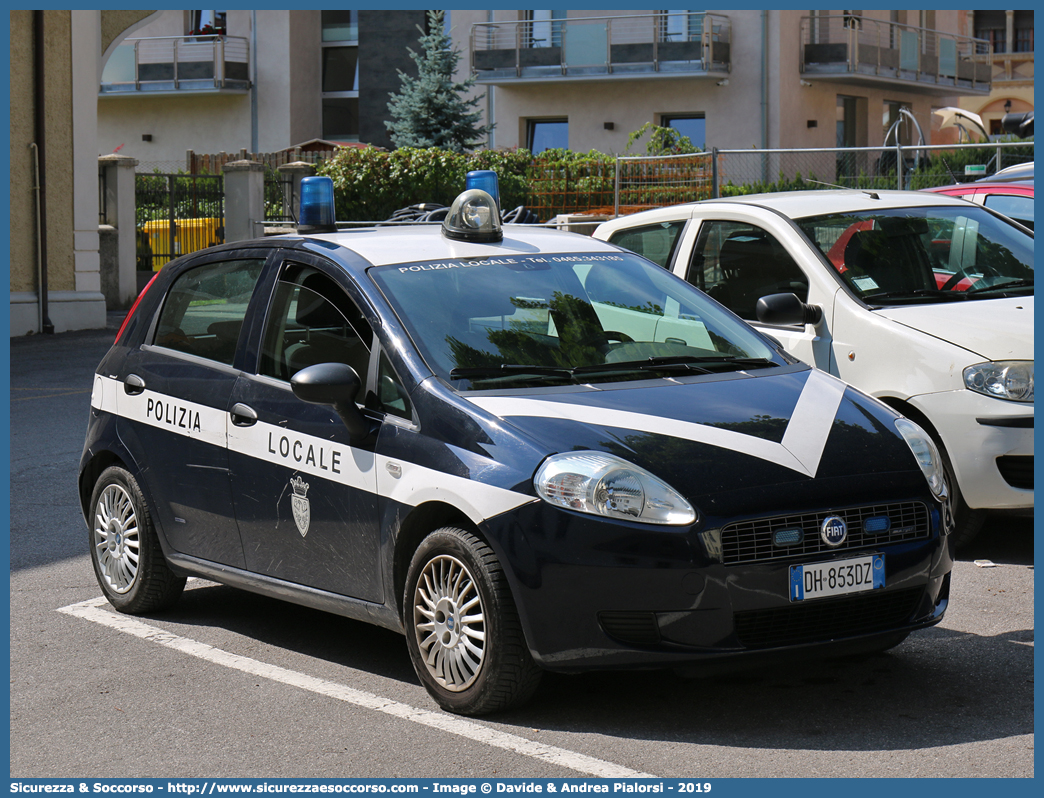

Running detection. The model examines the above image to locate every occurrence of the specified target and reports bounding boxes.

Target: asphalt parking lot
[8,319,1034,779]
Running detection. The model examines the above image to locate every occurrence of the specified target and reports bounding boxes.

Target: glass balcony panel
[99,35,251,94]
[470,12,730,82]
[800,15,991,96]
[101,43,136,83]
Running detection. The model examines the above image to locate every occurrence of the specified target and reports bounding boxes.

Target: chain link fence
[135,160,189,174]
[615,141,1033,212]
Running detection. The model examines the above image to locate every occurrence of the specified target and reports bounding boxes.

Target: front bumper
[483,496,952,672]
[910,389,1033,511]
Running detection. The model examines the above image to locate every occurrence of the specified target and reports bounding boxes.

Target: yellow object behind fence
[140,217,225,270]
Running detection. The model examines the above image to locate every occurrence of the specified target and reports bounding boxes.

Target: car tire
[404,527,542,715]
[936,442,987,548]
[88,465,186,614]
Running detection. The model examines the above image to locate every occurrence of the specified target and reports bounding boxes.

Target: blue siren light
[298,176,337,233]
[465,170,501,211]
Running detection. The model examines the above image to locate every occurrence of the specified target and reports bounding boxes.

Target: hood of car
[465,367,926,518]
[873,295,1034,361]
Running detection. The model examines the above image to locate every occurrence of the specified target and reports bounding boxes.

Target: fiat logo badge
[821,515,848,547]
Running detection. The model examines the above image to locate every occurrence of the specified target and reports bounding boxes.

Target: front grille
[734,587,923,649]
[720,502,930,565]
[997,456,1033,490]
[599,611,660,645]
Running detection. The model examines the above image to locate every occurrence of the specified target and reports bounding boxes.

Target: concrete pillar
[98,154,139,308]
[223,159,266,242]
[276,161,316,222]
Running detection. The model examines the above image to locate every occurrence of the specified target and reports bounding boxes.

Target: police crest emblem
[290,476,310,537]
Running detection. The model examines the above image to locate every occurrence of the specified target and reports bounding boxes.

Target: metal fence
[136,160,190,175]
[98,167,109,225]
[135,173,224,271]
[613,141,1034,215]
[100,34,250,93]
[613,152,715,215]
[265,174,295,223]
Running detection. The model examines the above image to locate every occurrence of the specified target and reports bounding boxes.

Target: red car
[924,180,1034,230]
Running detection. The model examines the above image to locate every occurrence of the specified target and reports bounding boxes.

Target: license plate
[789,554,884,601]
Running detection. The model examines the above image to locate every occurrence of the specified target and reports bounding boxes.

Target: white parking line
[59,595,657,779]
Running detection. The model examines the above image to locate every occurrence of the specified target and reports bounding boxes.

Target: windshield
[796,206,1033,304]
[371,252,781,389]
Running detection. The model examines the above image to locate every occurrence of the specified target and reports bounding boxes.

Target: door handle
[230,403,258,427]
[124,374,145,396]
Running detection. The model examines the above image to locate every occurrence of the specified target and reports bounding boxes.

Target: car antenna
[808,179,879,200]
[941,158,960,185]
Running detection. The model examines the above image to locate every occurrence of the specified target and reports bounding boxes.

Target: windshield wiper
[862,289,968,303]
[572,355,778,376]
[450,355,779,384]
[449,364,574,381]
[968,278,1034,294]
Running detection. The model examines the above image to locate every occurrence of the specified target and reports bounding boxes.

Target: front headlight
[964,360,1034,403]
[534,451,696,525]
[894,418,947,500]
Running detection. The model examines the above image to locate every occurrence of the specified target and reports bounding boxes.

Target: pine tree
[385,10,492,152]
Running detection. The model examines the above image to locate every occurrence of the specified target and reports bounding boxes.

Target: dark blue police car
[80,174,954,715]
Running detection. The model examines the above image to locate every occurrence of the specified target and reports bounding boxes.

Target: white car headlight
[964,361,1034,403]
[534,451,696,525]
[894,418,947,500]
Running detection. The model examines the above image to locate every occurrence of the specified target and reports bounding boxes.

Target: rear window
[607,221,686,268]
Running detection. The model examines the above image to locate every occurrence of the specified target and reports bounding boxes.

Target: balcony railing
[801,15,991,94]
[100,35,250,94]
[470,12,730,81]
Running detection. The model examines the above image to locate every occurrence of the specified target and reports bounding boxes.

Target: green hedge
[315,146,622,223]
[315,142,1033,221]
[316,147,534,222]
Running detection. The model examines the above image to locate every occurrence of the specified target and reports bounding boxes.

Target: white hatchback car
[595,190,1033,545]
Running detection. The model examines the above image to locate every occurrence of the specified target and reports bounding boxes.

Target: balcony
[100,35,250,96]
[470,12,730,84]
[800,15,991,95]
[991,48,1034,85]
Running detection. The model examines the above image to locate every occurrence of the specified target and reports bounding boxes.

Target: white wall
[97,8,321,167]
[99,93,252,168]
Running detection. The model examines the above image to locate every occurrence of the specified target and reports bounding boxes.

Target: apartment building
[97,9,1003,165]
[97,10,430,167]
[455,9,992,154]
[958,10,1034,136]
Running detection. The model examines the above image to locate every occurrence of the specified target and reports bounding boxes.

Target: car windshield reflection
[796,206,1034,304]
[370,252,780,389]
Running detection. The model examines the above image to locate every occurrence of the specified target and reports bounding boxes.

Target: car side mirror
[291,362,370,442]
[756,293,823,327]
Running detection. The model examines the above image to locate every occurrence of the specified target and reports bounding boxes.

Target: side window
[983,194,1034,230]
[607,221,686,269]
[153,258,264,365]
[259,263,373,403]
[686,221,809,321]
[374,351,413,421]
